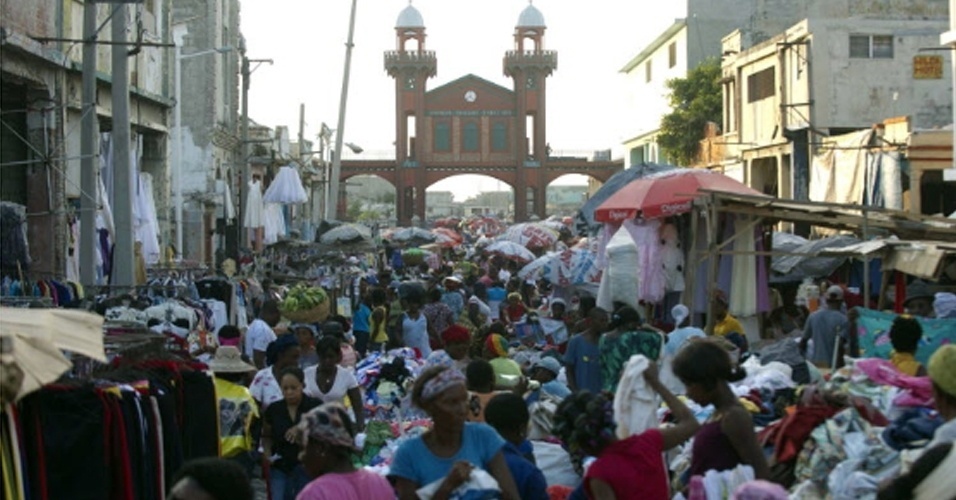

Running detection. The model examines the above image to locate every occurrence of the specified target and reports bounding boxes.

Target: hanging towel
[613,354,658,439]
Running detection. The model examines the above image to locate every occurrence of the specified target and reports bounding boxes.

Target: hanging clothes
[263,203,286,245]
[135,173,162,265]
[243,180,264,229]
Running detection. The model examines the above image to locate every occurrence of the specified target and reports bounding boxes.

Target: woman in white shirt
[401,293,430,358]
[304,336,365,431]
[250,334,301,410]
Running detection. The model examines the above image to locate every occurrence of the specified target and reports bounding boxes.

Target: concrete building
[943,0,956,190]
[172,0,243,263]
[619,0,811,167]
[463,191,512,219]
[1,0,174,277]
[713,5,951,202]
[425,191,461,219]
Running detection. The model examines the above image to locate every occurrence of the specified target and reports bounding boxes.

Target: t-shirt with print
[245,319,277,359]
[249,367,283,409]
[586,429,667,500]
[303,365,359,404]
[564,334,602,393]
[388,422,505,487]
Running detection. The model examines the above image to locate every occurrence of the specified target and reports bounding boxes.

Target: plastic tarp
[771,234,860,281]
[574,162,676,235]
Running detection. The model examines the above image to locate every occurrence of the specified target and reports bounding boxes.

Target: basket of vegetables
[280,284,330,324]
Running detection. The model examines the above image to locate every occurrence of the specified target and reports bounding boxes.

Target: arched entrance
[425,174,515,224]
[545,174,592,217]
[341,174,397,224]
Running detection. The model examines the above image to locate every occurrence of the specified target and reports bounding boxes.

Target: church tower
[386,2,437,224]
[504,1,557,220]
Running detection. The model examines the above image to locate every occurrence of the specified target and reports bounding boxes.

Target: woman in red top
[501,292,528,327]
[552,364,699,500]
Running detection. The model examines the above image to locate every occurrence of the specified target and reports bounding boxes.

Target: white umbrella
[485,240,536,263]
[319,223,372,245]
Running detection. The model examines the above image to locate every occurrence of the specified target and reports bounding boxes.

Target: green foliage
[346,200,363,221]
[657,59,723,166]
[357,210,381,222]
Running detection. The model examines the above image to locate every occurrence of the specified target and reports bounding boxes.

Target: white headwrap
[934,292,956,319]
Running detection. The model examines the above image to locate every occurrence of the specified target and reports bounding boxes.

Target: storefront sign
[913,55,943,80]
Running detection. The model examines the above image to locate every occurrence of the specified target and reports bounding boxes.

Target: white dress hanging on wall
[263,203,286,245]
[244,179,264,229]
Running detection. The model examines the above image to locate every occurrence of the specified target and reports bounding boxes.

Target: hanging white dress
[135,173,161,264]
[263,203,286,245]
[244,179,264,229]
[263,166,308,204]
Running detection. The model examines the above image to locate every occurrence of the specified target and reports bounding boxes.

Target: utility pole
[111,3,134,286]
[79,1,98,285]
[298,103,307,229]
[328,0,358,221]
[239,44,250,249]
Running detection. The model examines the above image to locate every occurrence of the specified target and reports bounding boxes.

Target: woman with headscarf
[458,295,490,338]
[250,334,302,409]
[425,324,472,373]
[484,334,523,389]
[388,366,520,500]
[261,367,319,500]
[295,403,393,500]
[303,336,365,431]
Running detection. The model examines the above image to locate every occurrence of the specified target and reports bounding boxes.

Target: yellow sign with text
[913,55,943,80]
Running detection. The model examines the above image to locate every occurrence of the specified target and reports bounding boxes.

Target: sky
[240,0,684,201]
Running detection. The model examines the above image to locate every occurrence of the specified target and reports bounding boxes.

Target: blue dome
[396,4,425,29]
[517,3,546,28]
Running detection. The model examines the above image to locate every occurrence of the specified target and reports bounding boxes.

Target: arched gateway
[339,2,622,224]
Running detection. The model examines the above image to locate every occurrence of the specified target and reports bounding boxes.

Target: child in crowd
[292,323,319,369]
[552,363,699,500]
[466,359,505,423]
[672,340,770,481]
[888,316,926,376]
[485,393,548,500]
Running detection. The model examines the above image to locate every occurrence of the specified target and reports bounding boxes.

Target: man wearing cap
[529,356,571,402]
[904,280,936,318]
[800,285,849,369]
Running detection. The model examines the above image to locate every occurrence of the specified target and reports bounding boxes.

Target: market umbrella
[431,228,463,248]
[0,308,107,402]
[263,165,308,204]
[485,240,536,263]
[575,162,676,234]
[519,249,603,287]
[319,223,372,246]
[594,168,766,223]
[387,227,437,247]
[501,223,560,249]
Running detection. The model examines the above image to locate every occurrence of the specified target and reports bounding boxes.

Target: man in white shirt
[245,300,280,369]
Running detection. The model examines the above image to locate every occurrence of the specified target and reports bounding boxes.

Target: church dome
[517,3,546,28]
[396,3,425,29]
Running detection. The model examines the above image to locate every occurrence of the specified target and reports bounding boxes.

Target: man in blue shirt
[485,393,549,500]
[563,307,608,394]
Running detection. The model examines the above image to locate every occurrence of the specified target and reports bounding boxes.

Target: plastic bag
[416,468,501,500]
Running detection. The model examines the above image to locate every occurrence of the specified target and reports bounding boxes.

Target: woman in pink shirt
[295,403,393,500]
[552,364,699,500]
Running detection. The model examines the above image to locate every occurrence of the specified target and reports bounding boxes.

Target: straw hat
[207,346,256,373]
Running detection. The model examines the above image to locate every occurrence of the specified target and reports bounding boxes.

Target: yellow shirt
[372,305,389,343]
[714,315,745,337]
[214,378,259,458]
[890,351,923,377]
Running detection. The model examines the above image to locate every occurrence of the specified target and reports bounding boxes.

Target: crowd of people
[163,245,956,500]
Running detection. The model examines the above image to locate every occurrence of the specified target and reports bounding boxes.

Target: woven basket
[282,300,330,324]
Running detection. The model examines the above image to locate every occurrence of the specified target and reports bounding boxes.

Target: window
[463,122,479,152]
[850,35,894,59]
[668,42,677,68]
[434,122,450,152]
[747,67,775,103]
[645,60,652,82]
[491,122,508,151]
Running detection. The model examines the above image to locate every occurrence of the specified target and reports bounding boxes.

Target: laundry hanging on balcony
[263,165,308,204]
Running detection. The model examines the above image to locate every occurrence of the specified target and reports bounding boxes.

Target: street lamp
[173,27,232,259]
